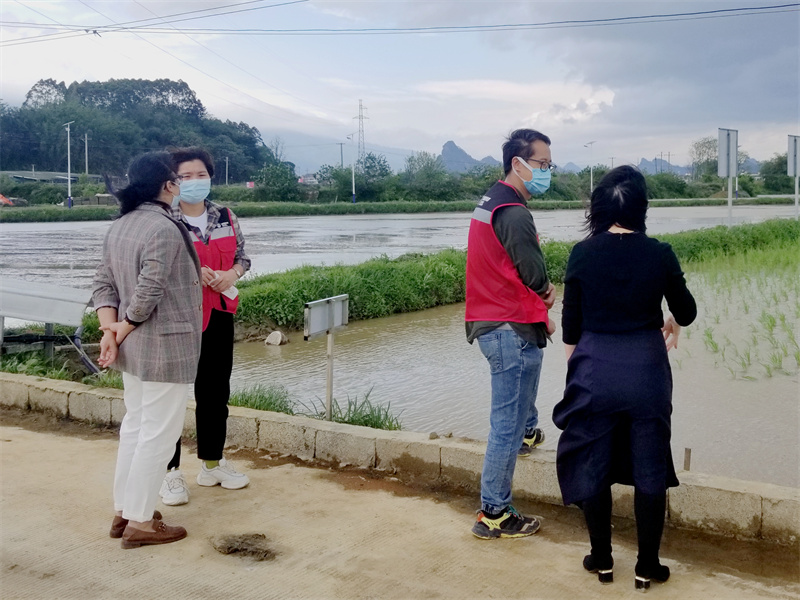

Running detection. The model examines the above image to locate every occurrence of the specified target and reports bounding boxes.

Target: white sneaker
[196,458,250,490]
[159,469,189,506]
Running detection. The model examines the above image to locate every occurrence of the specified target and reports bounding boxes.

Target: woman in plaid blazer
[92,151,202,549]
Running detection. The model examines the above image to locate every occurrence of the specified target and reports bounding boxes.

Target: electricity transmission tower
[355,99,367,167]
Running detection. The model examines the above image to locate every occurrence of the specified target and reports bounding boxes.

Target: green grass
[0,352,74,380]
[230,384,402,430]
[1,196,794,222]
[82,370,124,389]
[300,389,402,431]
[658,219,800,263]
[229,383,294,414]
[0,205,118,222]
[237,249,468,330]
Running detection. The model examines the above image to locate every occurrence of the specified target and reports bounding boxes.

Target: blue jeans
[477,328,544,514]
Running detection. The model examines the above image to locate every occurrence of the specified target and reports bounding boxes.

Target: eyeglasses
[527,158,557,173]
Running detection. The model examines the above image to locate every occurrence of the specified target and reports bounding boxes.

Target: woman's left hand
[209,269,238,293]
[662,313,682,351]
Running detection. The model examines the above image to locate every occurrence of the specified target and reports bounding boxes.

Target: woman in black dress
[554,166,696,590]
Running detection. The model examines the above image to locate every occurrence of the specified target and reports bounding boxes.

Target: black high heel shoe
[634,562,670,591]
[583,554,614,584]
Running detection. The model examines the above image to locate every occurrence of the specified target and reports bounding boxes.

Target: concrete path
[1,412,798,600]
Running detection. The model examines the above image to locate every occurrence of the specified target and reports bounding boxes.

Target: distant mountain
[637,158,690,176]
[260,129,413,174]
[560,162,583,174]
[440,141,500,173]
[741,157,760,174]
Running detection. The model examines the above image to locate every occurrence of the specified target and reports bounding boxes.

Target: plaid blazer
[92,203,203,383]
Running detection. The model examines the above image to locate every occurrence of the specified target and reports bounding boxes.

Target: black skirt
[553,330,679,506]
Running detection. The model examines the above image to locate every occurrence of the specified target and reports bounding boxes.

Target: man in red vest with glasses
[465,129,557,539]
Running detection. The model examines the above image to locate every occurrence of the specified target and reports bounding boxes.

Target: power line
[64,0,335,129]
[4,3,795,42]
[128,0,351,117]
[1,0,309,47]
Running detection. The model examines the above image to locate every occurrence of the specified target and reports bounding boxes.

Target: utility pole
[609,157,615,168]
[83,133,89,175]
[225,157,229,185]
[63,121,74,208]
[347,134,356,203]
[660,151,664,173]
[667,151,671,172]
[584,141,596,192]
[337,143,345,168]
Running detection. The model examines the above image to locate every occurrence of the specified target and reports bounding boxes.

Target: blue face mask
[515,157,551,195]
[174,178,211,205]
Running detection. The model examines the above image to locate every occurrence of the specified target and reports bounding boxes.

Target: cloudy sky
[1,1,798,170]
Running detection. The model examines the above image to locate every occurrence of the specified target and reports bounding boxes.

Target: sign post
[304,294,349,421]
[789,135,800,219]
[718,128,738,226]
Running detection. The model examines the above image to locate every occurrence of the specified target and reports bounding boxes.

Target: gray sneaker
[518,428,545,457]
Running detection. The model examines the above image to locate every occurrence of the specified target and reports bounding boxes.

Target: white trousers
[114,373,190,522]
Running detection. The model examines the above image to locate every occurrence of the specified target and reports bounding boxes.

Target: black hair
[585,165,648,236]
[168,146,215,178]
[106,151,177,216]
[502,129,551,175]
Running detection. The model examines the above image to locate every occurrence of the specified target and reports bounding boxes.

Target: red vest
[465,181,548,325]
[187,208,239,331]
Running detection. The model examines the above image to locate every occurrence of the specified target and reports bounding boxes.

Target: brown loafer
[121,519,187,549]
[110,510,163,539]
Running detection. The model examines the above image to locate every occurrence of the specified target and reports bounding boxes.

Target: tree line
[0,78,278,183]
[1,79,794,204]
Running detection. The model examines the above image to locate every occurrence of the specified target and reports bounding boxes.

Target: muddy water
[2,206,798,487]
[0,205,795,289]
[234,296,799,488]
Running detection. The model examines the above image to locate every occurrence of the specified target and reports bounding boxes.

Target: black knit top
[561,232,697,345]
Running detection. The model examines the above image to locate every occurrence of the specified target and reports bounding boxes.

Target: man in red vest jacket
[465,129,557,539]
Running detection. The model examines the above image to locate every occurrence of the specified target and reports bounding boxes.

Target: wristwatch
[124,316,142,328]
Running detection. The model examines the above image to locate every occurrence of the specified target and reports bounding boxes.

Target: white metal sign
[788,135,800,177]
[304,294,349,340]
[304,294,349,421]
[718,128,738,178]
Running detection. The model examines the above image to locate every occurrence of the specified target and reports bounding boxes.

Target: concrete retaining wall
[1,372,797,545]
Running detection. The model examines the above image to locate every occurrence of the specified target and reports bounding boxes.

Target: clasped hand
[98,320,136,367]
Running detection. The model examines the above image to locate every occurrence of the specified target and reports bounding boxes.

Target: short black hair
[585,165,648,236]
[502,129,551,175]
[168,146,215,178]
